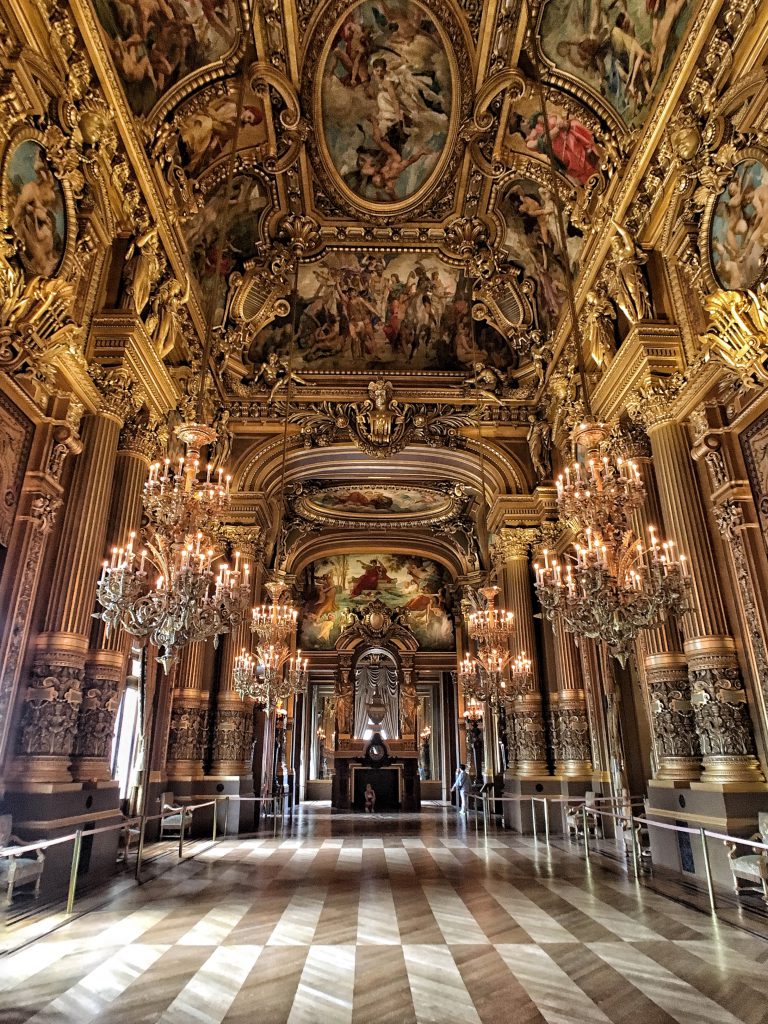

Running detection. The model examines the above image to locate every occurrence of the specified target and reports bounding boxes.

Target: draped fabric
[354,655,400,739]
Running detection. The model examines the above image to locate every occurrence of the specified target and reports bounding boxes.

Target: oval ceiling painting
[319,0,454,209]
[297,485,454,524]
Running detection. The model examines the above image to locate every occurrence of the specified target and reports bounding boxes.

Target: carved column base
[686,638,766,785]
[166,693,208,780]
[9,636,87,783]
[550,691,593,779]
[509,695,549,777]
[208,699,253,777]
[645,652,701,782]
[71,652,125,783]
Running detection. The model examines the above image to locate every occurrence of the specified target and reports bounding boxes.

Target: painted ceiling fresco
[319,0,453,207]
[85,0,704,376]
[300,553,454,650]
[244,252,515,373]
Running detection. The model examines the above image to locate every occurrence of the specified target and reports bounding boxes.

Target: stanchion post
[699,828,716,913]
[212,801,217,843]
[531,798,537,839]
[629,813,640,879]
[135,818,146,881]
[582,806,590,860]
[66,830,83,915]
[543,799,550,845]
[223,796,230,838]
[178,812,186,859]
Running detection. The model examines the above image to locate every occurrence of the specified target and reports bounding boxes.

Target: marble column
[495,528,548,776]
[208,529,262,777]
[635,403,763,784]
[72,418,155,782]
[9,375,135,782]
[627,433,701,781]
[550,617,593,778]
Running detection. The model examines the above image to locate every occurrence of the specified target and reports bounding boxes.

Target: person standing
[451,763,471,815]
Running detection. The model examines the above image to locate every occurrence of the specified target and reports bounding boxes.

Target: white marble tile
[357,879,400,944]
[23,943,167,1024]
[483,880,579,944]
[384,846,416,877]
[287,944,355,1024]
[591,941,745,1024]
[177,902,250,946]
[158,945,262,1024]
[266,887,326,945]
[403,944,481,1024]
[542,878,659,941]
[497,944,613,1024]
[421,881,489,945]
[0,941,75,992]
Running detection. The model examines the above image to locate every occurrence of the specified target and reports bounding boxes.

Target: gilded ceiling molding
[285,530,466,581]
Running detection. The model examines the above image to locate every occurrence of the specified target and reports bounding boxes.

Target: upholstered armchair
[726,812,768,903]
[565,792,601,838]
[159,793,193,839]
[0,815,45,906]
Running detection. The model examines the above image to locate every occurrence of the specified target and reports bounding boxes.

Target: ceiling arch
[286,530,466,581]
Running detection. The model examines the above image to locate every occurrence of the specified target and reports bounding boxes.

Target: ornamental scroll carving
[16,662,83,757]
[648,669,700,759]
[212,708,252,765]
[690,664,756,758]
[510,707,547,765]
[74,676,121,760]
[550,707,591,764]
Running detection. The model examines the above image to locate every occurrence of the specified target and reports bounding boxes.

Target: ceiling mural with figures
[24,0,722,600]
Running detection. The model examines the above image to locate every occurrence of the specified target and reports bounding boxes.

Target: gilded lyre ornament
[702,284,768,389]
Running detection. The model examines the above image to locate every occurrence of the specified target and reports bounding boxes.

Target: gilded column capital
[90,367,140,423]
[118,416,160,462]
[626,377,682,431]
[221,525,263,562]
[712,498,745,541]
[494,527,539,561]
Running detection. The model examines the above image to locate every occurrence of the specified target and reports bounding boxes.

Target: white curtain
[354,656,400,739]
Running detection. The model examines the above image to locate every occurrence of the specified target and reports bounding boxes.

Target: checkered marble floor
[2,806,767,1023]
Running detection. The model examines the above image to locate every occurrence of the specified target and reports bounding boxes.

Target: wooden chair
[159,793,193,840]
[0,814,45,906]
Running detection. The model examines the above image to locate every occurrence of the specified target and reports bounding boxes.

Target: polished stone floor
[2,805,768,1023]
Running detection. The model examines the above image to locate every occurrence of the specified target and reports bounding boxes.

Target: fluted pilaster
[166,642,208,780]
[551,617,592,777]
[13,407,127,782]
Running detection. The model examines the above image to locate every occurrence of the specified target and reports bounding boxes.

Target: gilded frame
[303,0,473,222]
[0,127,77,282]
[699,144,768,294]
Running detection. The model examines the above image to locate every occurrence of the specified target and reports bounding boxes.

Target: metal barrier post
[543,799,550,845]
[179,813,186,859]
[135,818,146,881]
[582,806,590,860]
[699,828,716,912]
[223,796,230,838]
[629,813,640,879]
[531,798,537,839]
[212,801,217,843]
[66,830,83,915]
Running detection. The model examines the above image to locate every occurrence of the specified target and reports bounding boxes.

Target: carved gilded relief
[0,391,33,548]
[708,156,768,292]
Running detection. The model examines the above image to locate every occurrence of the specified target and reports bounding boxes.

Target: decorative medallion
[708,156,768,292]
[300,553,454,650]
[305,0,472,219]
[536,0,695,130]
[2,138,69,279]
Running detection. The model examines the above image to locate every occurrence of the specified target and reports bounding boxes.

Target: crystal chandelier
[96,424,249,671]
[250,579,298,657]
[232,644,306,709]
[459,585,517,705]
[509,651,534,698]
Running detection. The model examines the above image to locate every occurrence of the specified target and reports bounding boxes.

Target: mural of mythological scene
[94,0,240,115]
[5,140,66,278]
[504,95,603,189]
[246,252,514,372]
[321,0,452,204]
[300,554,454,650]
[175,82,268,177]
[538,0,694,128]
[312,486,441,516]
[710,159,768,291]
[500,178,583,333]
[184,173,269,321]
